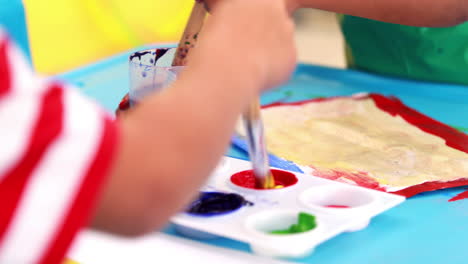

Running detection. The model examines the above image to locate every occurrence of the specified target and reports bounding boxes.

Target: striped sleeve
[0,31,118,264]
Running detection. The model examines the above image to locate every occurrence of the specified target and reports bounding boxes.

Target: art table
[59,48,468,264]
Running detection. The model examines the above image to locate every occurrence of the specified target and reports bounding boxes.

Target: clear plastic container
[129,47,185,104]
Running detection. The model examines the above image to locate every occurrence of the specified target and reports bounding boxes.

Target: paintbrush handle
[243,100,275,189]
[172,1,207,66]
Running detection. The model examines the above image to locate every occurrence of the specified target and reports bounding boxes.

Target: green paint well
[270,212,317,235]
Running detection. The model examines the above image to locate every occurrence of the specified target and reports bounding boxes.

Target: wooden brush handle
[172,1,208,66]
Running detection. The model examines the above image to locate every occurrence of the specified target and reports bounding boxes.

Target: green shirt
[340,15,468,86]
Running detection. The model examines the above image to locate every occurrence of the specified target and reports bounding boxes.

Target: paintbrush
[173,0,275,189]
[243,100,276,189]
[171,0,207,66]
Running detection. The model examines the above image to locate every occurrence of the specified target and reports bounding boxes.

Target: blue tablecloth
[59,49,468,264]
[0,0,31,61]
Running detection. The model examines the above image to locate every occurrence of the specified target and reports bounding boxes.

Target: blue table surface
[59,49,468,264]
[0,0,31,62]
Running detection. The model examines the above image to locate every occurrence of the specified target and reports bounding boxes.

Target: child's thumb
[201,0,219,12]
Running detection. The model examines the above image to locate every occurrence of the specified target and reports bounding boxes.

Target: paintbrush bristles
[262,171,276,189]
[172,2,207,66]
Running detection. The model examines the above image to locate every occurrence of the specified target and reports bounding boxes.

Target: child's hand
[190,0,297,94]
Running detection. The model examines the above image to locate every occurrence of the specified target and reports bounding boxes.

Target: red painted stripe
[0,39,11,98]
[38,117,118,264]
[392,178,468,198]
[369,94,468,154]
[262,96,336,109]
[449,189,468,202]
[0,84,64,243]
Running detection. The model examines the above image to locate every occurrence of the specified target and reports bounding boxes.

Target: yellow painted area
[239,98,468,190]
[23,0,193,74]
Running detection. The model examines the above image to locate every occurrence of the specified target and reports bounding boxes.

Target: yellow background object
[23,0,192,74]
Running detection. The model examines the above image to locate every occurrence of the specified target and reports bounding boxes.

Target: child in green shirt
[207,0,468,85]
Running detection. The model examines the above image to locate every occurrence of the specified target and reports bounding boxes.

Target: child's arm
[90,0,296,236]
[294,0,468,27]
[206,0,468,27]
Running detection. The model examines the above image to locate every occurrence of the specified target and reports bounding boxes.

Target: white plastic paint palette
[171,157,405,258]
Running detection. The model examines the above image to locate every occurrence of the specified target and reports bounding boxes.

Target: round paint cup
[229,169,298,194]
[129,47,185,104]
[244,209,322,258]
[299,185,378,231]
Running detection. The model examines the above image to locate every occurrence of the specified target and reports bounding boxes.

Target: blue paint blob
[141,71,147,77]
[187,192,252,217]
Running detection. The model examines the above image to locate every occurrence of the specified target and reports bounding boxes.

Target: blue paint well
[186,192,251,217]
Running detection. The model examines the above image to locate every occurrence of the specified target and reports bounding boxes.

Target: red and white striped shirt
[0,31,118,263]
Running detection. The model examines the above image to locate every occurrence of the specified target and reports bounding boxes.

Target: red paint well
[230,169,298,190]
[325,205,351,209]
